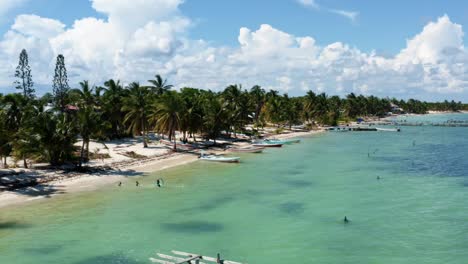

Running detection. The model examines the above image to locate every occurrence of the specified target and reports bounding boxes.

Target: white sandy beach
[0,129,324,209]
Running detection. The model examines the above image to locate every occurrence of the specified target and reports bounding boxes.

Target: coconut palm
[122,82,150,148]
[148,74,173,96]
[102,79,127,139]
[149,91,185,151]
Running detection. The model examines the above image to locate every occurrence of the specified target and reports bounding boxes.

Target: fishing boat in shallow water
[227,146,265,153]
[251,141,283,148]
[199,153,240,163]
[265,138,301,144]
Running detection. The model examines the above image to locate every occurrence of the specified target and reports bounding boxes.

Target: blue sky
[1,0,468,101]
[3,0,467,55]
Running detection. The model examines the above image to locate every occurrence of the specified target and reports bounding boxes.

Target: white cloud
[297,0,319,9]
[0,0,27,16]
[0,2,466,100]
[328,9,359,22]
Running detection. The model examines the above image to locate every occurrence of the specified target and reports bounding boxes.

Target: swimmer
[344,216,349,223]
[377,176,381,180]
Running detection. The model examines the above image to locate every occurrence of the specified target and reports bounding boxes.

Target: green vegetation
[0,50,467,167]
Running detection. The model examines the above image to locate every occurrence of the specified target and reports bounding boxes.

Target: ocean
[1,113,468,264]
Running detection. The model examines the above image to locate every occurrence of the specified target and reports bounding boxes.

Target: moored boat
[265,138,301,144]
[251,142,283,148]
[227,146,265,153]
[199,154,240,163]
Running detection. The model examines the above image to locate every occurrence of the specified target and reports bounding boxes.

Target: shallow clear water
[1,114,468,264]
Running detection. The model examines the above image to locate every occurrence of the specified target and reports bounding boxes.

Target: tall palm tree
[202,92,228,144]
[102,79,126,138]
[148,74,173,96]
[72,81,108,166]
[122,82,150,148]
[149,91,185,151]
[249,85,266,124]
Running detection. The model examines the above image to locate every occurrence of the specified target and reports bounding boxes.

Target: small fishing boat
[376,127,401,132]
[265,138,301,144]
[199,154,240,163]
[251,141,283,148]
[227,146,265,153]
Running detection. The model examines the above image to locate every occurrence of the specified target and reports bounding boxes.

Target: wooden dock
[150,250,244,264]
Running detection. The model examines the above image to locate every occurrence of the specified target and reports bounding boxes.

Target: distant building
[389,103,405,114]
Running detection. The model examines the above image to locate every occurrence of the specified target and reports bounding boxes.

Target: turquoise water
[1,114,468,263]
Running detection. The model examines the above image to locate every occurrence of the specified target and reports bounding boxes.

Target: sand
[0,129,324,209]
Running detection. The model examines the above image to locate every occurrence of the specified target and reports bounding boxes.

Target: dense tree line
[1,50,467,167]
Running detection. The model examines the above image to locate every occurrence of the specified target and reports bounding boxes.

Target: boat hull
[200,157,240,163]
[228,147,265,153]
[252,143,283,148]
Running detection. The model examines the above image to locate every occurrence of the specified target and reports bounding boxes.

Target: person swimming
[377,176,381,180]
[344,216,349,223]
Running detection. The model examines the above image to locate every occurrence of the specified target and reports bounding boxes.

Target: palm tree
[102,79,126,138]
[122,82,150,148]
[249,85,266,124]
[180,88,204,141]
[148,74,173,96]
[202,92,228,144]
[72,81,108,166]
[149,91,184,151]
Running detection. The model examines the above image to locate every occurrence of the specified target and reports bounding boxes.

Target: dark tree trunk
[79,140,85,167]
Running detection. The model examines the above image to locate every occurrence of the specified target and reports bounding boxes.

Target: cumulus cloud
[0,1,466,101]
[297,0,319,9]
[328,9,359,22]
[0,0,28,16]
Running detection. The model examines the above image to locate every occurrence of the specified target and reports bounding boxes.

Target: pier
[150,250,243,264]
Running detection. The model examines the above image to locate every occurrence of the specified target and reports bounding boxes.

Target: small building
[390,103,404,114]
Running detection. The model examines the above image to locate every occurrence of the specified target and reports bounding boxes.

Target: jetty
[362,120,468,127]
[327,126,400,132]
[150,250,243,264]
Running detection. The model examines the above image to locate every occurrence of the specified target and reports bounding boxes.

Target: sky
[0,0,468,102]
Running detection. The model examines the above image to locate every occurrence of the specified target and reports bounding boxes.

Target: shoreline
[0,129,324,209]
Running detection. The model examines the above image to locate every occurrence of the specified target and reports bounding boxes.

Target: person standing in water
[344,216,349,223]
[156,179,162,188]
[118,182,122,187]
[136,181,140,187]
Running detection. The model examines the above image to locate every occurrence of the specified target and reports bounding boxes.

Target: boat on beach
[227,146,265,153]
[199,153,240,163]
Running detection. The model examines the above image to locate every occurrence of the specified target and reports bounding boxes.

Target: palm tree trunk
[79,140,85,167]
[85,139,90,160]
[142,117,148,148]
[3,156,7,168]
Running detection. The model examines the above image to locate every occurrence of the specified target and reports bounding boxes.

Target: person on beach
[344,216,349,223]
